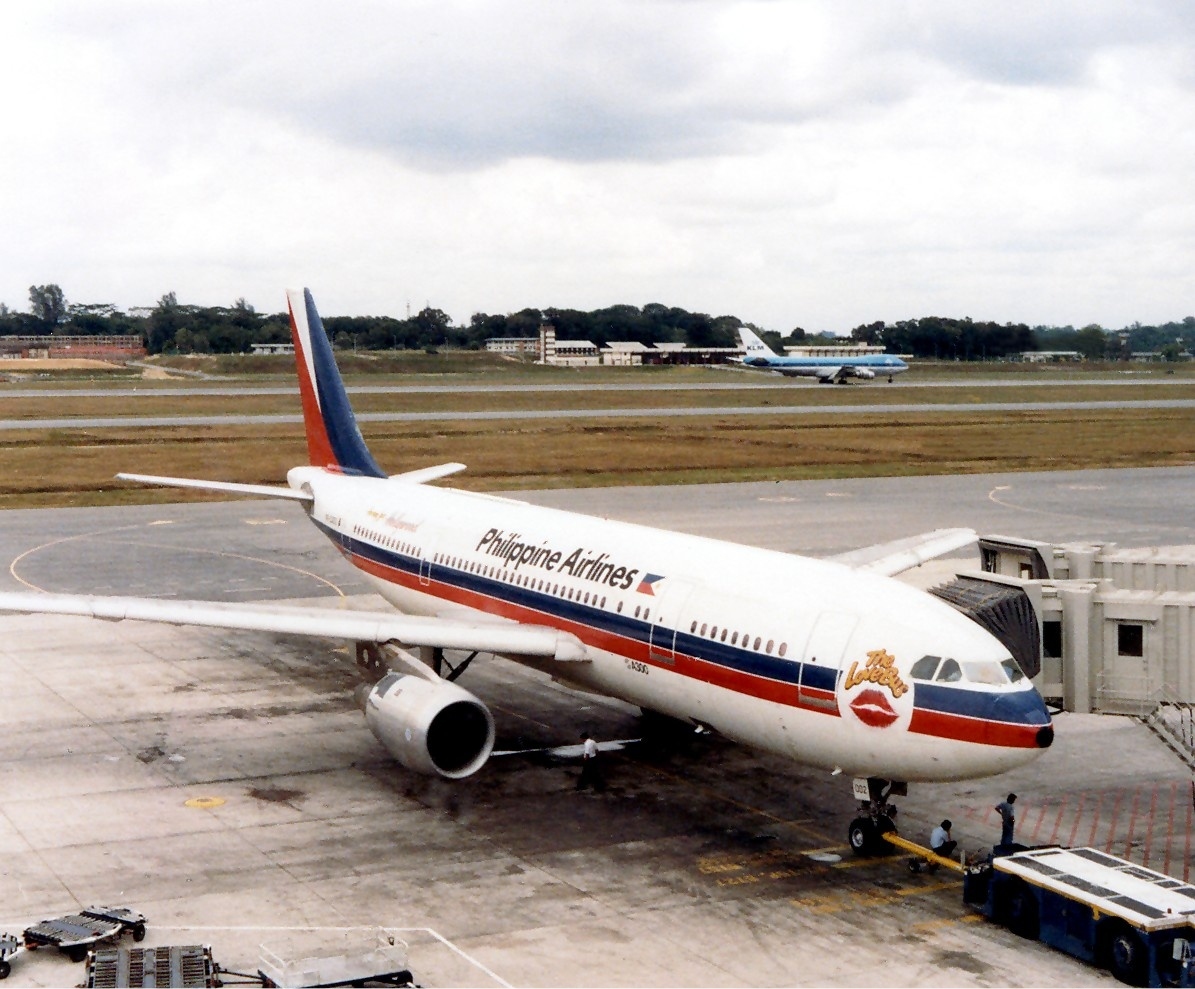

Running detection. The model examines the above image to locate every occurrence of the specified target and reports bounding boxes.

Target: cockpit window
[962,661,1009,685]
[1000,658,1026,683]
[934,658,962,682]
[910,655,941,680]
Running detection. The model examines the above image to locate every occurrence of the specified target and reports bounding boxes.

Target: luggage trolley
[23,906,147,963]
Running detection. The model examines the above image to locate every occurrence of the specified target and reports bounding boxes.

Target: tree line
[3,284,1192,360]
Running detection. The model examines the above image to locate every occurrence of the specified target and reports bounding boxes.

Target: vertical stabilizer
[286,288,386,477]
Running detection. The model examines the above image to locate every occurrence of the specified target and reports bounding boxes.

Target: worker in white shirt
[930,819,957,862]
[577,731,605,792]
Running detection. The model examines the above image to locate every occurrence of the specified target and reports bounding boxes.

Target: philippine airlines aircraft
[0,289,1050,854]
[734,326,909,383]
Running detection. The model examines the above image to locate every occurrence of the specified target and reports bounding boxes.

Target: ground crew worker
[577,731,604,792]
[930,820,956,861]
[995,792,1017,847]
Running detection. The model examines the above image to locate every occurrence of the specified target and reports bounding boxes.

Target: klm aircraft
[734,326,908,383]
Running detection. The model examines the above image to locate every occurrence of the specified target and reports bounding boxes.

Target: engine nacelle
[362,673,495,779]
[853,368,876,380]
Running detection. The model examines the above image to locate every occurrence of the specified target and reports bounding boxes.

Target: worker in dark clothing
[995,793,1017,847]
[576,731,604,792]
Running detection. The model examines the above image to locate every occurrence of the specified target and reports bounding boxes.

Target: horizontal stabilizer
[0,591,588,662]
[116,473,313,502]
[389,463,467,484]
[830,528,977,577]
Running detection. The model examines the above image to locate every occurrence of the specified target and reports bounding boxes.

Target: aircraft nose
[991,687,1054,749]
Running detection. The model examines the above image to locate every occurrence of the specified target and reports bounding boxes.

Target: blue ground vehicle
[965,846,1195,987]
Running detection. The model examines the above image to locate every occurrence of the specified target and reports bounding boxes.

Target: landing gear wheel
[132,923,146,943]
[848,817,876,856]
[65,945,89,963]
[0,959,11,980]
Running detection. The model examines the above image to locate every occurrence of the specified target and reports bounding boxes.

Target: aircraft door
[799,611,858,708]
[417,549,432,587]
[648,579,698,666]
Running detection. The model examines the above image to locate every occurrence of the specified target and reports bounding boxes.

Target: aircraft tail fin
[738,326,778,358]
[287,288,386,478]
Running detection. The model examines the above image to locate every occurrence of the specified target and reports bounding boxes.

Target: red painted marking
[1184,785,1192,882]
[1143,785,1159,869]
[849,689,899,728]
[1065,793,1087,848]
[1124,788,1141,861]
[1047,796,1068,846]
[1027,801,1048,843]
[1104,790,1124,854]
[1086,790,1103,847]
[1165,781,1178,877]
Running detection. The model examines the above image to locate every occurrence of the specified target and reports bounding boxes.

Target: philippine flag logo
[636,574,664,595]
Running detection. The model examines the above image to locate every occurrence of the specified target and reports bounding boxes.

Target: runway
[5,398,1195,431]
[0,468,1189,986]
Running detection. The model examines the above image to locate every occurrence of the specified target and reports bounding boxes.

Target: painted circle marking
[185,796,226,809]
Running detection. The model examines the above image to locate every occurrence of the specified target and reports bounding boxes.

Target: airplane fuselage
[292,465,1052,783]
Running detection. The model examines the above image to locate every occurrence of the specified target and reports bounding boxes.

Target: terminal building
[486,326,742,367]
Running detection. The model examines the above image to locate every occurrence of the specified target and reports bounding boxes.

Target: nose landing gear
[847,777,906,856]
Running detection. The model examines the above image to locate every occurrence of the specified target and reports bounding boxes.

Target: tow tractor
[965,846,1195,987]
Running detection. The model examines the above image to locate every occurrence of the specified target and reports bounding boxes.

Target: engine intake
[362,673,495,779]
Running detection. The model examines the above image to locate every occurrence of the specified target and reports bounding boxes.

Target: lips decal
[849,689,900,728]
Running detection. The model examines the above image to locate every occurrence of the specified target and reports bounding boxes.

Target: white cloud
[0,0,1192,330]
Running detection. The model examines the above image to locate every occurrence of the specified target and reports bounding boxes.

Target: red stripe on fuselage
[346,545,1038,748]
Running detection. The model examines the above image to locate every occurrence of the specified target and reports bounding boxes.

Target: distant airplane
[733,327,909,383]
[0,289,1049,855]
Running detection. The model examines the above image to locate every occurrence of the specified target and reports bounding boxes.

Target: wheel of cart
[1096,920,1148,987]
[0,934,20,981]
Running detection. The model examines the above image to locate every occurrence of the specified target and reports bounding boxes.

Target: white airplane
[0,289,1051,855]
[733,326,909,383]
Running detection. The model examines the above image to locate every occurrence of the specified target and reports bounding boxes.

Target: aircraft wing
[813,366,844,381]
[828,528,977,577]
[0,591,588,662]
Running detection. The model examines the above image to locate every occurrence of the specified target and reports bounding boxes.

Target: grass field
[2,356,1194,508]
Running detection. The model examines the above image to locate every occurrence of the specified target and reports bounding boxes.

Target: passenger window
[766,639,773,654]
[754,637,761,650]
[731,632,738,645]
[634,606,641,618]
[690,621,697,633]
[935,658,963,682]
[910,655,941,681]
[701,623,708,636]
[779,642,787,657]
[710,626,718,638]
[720,629,728,642]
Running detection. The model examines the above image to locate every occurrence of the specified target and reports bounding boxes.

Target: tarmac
[2,467,1192,987]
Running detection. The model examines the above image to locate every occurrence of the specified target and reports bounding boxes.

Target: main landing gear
[847,777,907,856]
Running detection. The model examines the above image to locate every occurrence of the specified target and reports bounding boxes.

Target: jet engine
[853,368,876,380]
[360,672,495,779]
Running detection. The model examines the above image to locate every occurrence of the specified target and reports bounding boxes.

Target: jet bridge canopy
[931,576,1041,679]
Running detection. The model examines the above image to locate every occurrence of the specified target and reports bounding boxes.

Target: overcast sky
[2,1,1193,333]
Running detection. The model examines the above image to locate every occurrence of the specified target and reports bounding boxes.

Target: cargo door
[800,611,857,710]
[648,579,698,666]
